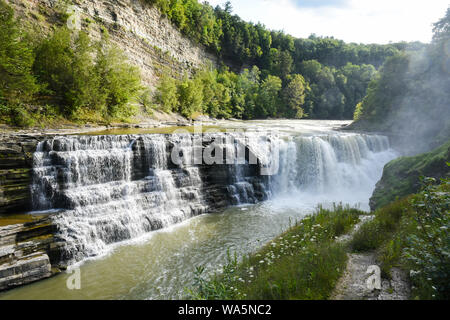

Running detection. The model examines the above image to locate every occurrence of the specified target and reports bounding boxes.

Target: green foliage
[154,74,179,113]
[256,75,282,118]
[0,0,38,104]
[370,140,450,210]
[33,27,141,120]
[0,0,142,126]
[350,176,450,300]
[95,43,142,118]
[177,75,204,118]
[186,204,363,300]
[147,0,403,120]
[282,74,309,118]
[350,198,411,252]
[432,8,450,42]
[404,177,450,299]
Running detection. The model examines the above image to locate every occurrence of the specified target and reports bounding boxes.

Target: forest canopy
[147,0,411,120]
[0,0,434,126]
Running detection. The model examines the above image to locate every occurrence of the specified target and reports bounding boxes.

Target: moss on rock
[370,140,450,210]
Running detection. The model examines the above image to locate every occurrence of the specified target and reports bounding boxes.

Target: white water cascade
[30,131,396,264]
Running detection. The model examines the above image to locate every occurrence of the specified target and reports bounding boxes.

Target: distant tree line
[147,0,418,120]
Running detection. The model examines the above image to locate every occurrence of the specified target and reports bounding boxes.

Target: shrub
[403,177,450,299]
[0,0,38,104]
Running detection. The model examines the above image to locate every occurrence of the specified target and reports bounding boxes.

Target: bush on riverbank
[186,204,363,300]
[350,175,450,300]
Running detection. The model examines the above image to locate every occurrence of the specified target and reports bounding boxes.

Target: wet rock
[0,135,40,214]
[0,252,52,291]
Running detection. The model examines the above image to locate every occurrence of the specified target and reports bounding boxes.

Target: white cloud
[207,0,449,44]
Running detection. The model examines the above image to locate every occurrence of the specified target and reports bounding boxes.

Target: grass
[370,140,450,210]
[350,177,450,300]
[350,197,411,253]
[186,204,364,300]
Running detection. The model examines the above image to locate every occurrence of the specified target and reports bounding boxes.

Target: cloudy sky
[206,0,449,44]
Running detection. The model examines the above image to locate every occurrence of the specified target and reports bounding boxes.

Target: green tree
[96,43,142,118]
[256,75,282,118]
[432,8,450,42]
[177,76,204,118]
[282,74,309,118]
[0,0,38,104]
[34,28,101,116]
[155,74,179,112]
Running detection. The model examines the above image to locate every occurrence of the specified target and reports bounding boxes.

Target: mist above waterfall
[353,9,450,155]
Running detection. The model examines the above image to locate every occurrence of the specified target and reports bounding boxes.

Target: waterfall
[30,132,396,264]
[271,134,395,202]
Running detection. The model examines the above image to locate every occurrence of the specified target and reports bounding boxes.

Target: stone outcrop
[6,0,219,88]
[0,135,41,214]
[0,214,63,291]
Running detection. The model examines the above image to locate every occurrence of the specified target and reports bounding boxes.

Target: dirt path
[330,216,410,300]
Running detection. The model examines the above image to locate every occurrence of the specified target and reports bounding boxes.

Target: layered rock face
[0,214,62,291]
[0,135,40,214]
[6,0,218,87]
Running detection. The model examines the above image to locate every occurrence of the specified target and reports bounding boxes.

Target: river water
[0,120,398,300]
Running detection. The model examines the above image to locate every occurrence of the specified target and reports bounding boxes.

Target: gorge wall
[6,0,219,88]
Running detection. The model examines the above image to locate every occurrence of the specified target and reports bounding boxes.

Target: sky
[206,0,449,44]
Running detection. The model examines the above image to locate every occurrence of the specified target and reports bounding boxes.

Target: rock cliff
[6,0,219,88]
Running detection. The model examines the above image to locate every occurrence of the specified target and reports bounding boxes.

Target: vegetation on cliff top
[147,0,410,120]
[0,0,413,126]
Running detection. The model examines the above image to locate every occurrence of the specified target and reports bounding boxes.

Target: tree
[282,74,309,118]
[96,43,142,118]
[155,74,179,112]
[432,8,450,42]
[0,0,38,104]
[256,75,282,118]
[177,76,204,118]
